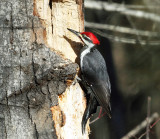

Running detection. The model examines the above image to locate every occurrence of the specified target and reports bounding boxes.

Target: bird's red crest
[81,32,100,45]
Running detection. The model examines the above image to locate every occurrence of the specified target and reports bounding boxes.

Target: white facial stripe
[81,37,94,48]
[81,35,94,46]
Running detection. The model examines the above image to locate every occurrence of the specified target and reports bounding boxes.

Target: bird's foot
[71,75,82,85]
[89,107,107,124]
[76,75,82,82]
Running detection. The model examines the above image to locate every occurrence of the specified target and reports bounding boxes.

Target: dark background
[84,0,160,138]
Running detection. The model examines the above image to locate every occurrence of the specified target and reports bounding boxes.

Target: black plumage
[81,48,111,133]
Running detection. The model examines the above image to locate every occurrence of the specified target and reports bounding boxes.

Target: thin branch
[138,117,160,139]
[124,5,160,10]
[85,21,159,37]
[91,29,160,46]
[146,97,151,139]
[121,113,159,139]
[125,15,142,45]
[85,1,160,22]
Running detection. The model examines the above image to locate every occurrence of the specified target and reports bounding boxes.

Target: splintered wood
[51,83,89,139]
[34,0,88,138]
[34,0,84,62]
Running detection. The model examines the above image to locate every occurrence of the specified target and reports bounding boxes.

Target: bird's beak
[67,28,82,38]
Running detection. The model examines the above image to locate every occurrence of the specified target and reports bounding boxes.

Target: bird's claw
[71,75,82,85]
[76,75,82,82]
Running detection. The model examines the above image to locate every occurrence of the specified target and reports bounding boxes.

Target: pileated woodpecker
[67,28,111,134]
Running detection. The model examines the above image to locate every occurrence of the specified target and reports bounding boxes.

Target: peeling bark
[0,0,88,138]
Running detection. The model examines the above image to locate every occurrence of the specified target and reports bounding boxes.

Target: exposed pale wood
[51,83,89,139]
[33,0,89,138]
[34,0,84,62]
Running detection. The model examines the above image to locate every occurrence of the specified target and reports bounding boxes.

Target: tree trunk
[0,0,88,138]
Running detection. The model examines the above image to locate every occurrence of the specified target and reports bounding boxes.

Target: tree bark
[0,0,88,138]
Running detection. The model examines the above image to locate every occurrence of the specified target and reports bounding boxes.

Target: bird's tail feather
[82,94,98,134]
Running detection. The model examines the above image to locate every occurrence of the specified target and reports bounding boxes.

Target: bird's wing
[90,84,111,118]
[81,49,111,117]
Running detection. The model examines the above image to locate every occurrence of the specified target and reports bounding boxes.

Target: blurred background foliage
[84,0,160,138]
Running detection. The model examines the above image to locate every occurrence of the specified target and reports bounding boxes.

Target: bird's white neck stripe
[80,43,95,68]
[80,47,90,68]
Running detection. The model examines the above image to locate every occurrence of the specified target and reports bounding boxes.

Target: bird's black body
[67,28,111,134]
[80,47,111,134]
